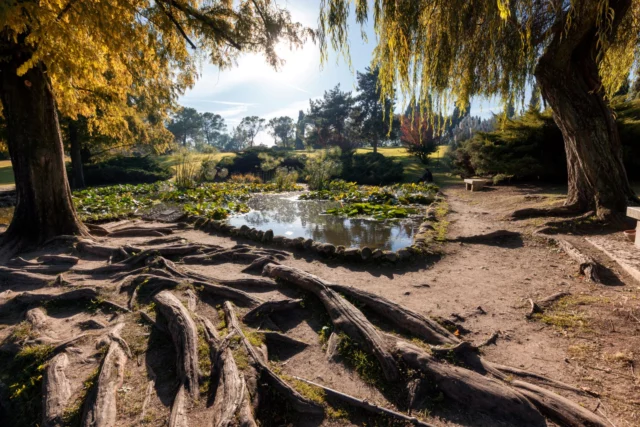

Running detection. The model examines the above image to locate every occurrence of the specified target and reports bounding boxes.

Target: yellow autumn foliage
[0,0,310,149]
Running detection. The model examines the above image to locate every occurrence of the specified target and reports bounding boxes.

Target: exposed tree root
[512,381,607,427]
[0,288,100,317]
[211,334,258,427]
[42,352,71,427]
[556,239,601,283]
[76,239,127,259]
[526,291,571,319]
[107,227,173,238]
[264,263,606,427]
[153,290,201,399]
[223,301,323,414]
[292,376,436,427]
[85,224,110,237]
[82,323,128,427]
[327,284,458,345]
[182,246,287,265]
[510,203,584,220]
[0,266,61,288]
[263,264,401,382]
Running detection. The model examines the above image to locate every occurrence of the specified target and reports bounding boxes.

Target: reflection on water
[227,193,420,251]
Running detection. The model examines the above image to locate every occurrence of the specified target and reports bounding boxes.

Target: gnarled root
[223,301,323,414]
[327,284,458,345]
[292,376,436,427]
[211,335,258,427]
[510,202,584,220]
[556,239,601,283]
[42,352,71,427]
[153,291,200,399]
[264,263,607,427]
[81,323,128,427]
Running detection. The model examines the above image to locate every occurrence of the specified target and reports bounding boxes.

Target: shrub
[273,167,299,190]
[492,173,513,185]
[198,157,218,182]
[174,151,199,189]
[341,152,404,185]
[304,149,342,190]
[229,173,263,184]
[80,156,172,186]
[448,99,640,182]
[223,147,305,176]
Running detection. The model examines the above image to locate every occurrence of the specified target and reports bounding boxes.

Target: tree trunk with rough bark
[535,0,635,220]
[69,120,85,189]
[0,51,88,257]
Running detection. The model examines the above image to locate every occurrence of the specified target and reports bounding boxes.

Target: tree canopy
[0,0,309,143]
[319,0,640,117]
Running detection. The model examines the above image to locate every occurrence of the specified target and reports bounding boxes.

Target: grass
[0,159,13,186]
[533,295,606,331]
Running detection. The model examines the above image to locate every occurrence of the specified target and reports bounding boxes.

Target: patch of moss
[336,333,386,388]
[196,326,212,393]
[232,346,250,371]
[9,321,36,343]
[62,366,101,425]
[0,344,55,426]
[244,330,265,347]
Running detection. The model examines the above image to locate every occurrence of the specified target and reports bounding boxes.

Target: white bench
[626,207,640,248]
[464,179,487,192]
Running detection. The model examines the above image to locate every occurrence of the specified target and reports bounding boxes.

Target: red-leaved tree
[400,115,439,165]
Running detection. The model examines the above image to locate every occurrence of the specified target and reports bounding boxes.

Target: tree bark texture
[0,49,88,255]
[535,0,635,219]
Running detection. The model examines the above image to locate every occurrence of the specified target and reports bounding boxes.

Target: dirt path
[0,184,638,426]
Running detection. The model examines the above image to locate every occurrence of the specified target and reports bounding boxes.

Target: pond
[227,193,421,251]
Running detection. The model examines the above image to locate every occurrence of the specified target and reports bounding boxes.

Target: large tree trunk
[0,53,88,257]
[535,0,635,220]
[69,120,86,189]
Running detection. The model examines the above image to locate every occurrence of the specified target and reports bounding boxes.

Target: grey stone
[263,229,274,243]
[320,243,336,256]
[396,248,412,261]
[361,247,373,261]
[343,248,361,260]
[303,238,314,249]
[335,245,346,256]
[272,235,284,245]
[383,251,398,262]
[371,249,384,260]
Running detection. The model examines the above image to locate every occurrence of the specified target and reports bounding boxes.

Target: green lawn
[156,152,236,169]
[0,160,14,187]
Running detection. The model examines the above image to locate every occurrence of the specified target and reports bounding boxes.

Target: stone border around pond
[183,197,444,265]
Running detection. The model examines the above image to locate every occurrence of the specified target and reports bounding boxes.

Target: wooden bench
[464,179,487,192]
[626,207,640,248]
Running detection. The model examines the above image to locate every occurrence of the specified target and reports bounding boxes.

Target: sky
[178,2,501,146]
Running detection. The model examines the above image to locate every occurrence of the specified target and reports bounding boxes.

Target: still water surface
[227,193,420,251]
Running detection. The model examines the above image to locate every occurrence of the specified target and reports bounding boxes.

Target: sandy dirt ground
[0,182,639,426]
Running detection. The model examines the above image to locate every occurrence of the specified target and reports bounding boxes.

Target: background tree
[236,116,266,149]
[201,112,227,148]
[353,67,397,153]
[319,0,640,220]
[267,116,295,148]
[400,114,439,165]
[168,107,204,147]
[295,110,307,150]
[528,83,543,113]
[306,84,356,151]
[0,0,308,254]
